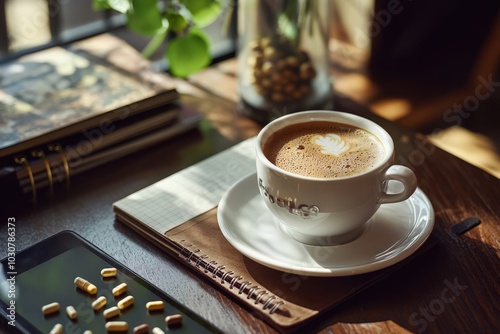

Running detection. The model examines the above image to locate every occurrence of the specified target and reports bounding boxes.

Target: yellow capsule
[165,314,183,327]
[41,302,60,315]
[66,305,78,319]
[49,323,63,334]
[152,327,165,334]
[91,296,107,310]
[103,306,120,319]
[74,277,97,295]
[117,295,134,310]
[112,282,128,296]
[146,300,164,311]
[105,321,128,332]
[101,267,117,278]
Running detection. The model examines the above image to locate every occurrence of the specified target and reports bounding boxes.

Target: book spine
[2,104,199,203]
[173,239,291,318]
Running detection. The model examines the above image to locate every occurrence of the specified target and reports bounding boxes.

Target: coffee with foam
[263,121,385,178]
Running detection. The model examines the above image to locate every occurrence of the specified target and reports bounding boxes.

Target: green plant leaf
[190,27,211,45]
[92,0,130,13]
[166,29,211,77]
[92,0,110,11]
[166,10,189,32]
[127,0,163,36]
[181,0,223,27]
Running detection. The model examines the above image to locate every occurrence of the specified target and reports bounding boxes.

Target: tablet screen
[0,231,220,333]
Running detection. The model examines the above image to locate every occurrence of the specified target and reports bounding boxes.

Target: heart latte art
[313,134,350,156]
[263,121,385,178]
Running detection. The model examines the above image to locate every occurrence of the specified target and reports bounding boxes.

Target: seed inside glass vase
[247,37,316,103]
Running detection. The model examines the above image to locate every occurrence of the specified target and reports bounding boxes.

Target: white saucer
[217,173,435,277]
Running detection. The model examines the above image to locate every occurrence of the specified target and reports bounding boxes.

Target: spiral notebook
[113,137,435,333]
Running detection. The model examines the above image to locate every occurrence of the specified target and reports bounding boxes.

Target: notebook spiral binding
[14,143,71,203]
[14,156,37,203]
[177,240,289,317]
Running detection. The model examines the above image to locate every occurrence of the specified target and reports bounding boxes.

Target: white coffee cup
[255,110,417,246]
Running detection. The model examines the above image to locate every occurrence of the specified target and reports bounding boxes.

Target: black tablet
[0,230,221,333]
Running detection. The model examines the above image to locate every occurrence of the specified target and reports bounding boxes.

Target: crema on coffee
[263,121,385,178]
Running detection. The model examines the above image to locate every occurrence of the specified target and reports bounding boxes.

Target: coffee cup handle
[378,165,418,204]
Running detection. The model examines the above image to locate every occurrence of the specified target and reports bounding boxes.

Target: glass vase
[237,0,332,124]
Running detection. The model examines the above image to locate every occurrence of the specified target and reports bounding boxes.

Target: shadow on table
[305,230,500,333]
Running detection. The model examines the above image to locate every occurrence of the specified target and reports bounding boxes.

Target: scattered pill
[112,282,128,296]
[74,277,98,294]
[66,305,78,319]
[133,323,149,334]
[165,314,183,327]
[105,321,128,332]
[152,327,165,334]
[146,300,164,311]
[92,296,107,310]
[49,323,63,334]
[42,302,60,315]
[117,295,134,310]
[101,267,118,278]
[103,306,120,319]
[83,331,93,334]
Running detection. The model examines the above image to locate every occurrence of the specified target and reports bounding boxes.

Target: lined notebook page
[113,137,256,234]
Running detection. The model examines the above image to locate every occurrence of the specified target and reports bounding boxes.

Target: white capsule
[49,323,63,334]
[152,327,165,334]
[105,321,128,332]
[66,305,78,319]
[103,306,120,319]
[91,296,107,310]
[42,302,60,315]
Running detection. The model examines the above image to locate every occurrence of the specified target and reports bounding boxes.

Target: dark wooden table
[1,58,499,334]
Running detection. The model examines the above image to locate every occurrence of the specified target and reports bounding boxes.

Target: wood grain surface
[1,58,499,334]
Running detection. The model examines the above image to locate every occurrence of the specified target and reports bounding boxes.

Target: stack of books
[0,34,201,203]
